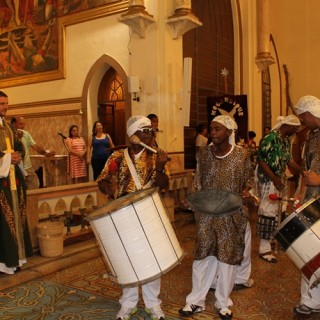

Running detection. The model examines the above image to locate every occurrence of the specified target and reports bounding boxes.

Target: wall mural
[0,0,127,88]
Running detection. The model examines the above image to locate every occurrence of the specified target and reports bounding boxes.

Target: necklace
[214,145,234,159]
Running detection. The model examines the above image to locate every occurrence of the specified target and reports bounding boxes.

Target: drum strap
[124,148,143,190]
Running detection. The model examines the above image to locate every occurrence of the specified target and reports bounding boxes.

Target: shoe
[145,305,165,320]
[178,304,204,316]
[233,278,254,291]
[116,306,138,320]
[259,253,277,263]
[294,304,320,315]
[218,307,233,319]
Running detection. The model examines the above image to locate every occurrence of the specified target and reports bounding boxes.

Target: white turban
[272,114,301,130]
[127,115,151,137]
[294,95,320,118]
[212,115,237,145]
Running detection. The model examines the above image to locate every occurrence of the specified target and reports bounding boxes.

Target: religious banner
[207,95,248,143]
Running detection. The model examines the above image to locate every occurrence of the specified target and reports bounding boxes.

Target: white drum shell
[88,189,184,287]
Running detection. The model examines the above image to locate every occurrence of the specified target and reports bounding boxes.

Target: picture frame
[0,0,129,88]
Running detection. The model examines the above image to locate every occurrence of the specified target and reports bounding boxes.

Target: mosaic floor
[36,208,319,320]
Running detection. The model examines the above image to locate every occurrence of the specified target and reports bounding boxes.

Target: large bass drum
[273,197,320,288]
[86,188,185,287]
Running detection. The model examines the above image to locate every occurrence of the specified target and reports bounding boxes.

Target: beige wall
[4,0,320,157]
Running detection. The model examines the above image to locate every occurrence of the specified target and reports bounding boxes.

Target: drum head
[187,189,242,215]
[87,187,158,220]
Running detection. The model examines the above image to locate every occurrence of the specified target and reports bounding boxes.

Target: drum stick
[129,135,171,160]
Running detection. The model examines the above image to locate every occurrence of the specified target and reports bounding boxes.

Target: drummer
[179,115,252,320]
[256,114,301,263]
[97,115,169,320]
[293,95,320,315]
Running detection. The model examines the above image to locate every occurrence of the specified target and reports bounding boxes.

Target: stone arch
[81,54,131,143]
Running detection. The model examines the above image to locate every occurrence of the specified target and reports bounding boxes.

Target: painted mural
[0,0,124,87]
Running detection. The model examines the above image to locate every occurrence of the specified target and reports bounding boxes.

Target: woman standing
[87,121,115,180]
[65,125,87,184]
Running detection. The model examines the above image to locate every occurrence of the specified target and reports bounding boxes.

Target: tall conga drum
[86,188,185,287]
[273,197,320,288]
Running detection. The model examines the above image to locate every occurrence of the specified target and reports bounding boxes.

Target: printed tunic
[303,129,320,202]
[257,130,291,183]
[97,148,169,199]
[193,145,252,265]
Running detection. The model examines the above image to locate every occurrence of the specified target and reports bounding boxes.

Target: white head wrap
[272,114,301,130]
[127,115,151,137]
[294,95,320,118]
[212,115,237,145]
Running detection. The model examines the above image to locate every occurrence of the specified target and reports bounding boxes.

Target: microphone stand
[57,132,72,184]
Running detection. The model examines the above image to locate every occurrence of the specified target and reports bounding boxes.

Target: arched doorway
[98,68,126,146]
[81,55,130,180]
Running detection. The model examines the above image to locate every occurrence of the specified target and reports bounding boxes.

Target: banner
[207,95,248,142]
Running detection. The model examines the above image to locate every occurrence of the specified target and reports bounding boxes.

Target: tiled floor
[1,205,319,319]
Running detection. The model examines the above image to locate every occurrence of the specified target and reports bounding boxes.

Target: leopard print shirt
[303,129,320,202]
[192,145,252,265]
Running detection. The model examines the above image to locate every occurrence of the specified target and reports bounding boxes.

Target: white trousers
[211,222,252,287]
[300,277,320,309]
[258,181,286,254]
[186,256,236,310]
[119,278,162,309]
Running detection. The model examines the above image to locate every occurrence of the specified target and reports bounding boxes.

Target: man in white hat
[293,95,320,315]
[97,115,169,320]
[256,114,301,263]
[179,115,252,320]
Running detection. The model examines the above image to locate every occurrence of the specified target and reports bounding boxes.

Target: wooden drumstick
[129,135,158,154]
[129,135,171,161]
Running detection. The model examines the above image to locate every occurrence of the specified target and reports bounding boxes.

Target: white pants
[119,278,162,309]
[300,277,320,309]
[258,181,286,254]
[211,222,252,287]
[186,256,236,310]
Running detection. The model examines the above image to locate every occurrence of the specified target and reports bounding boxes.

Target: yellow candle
[5,137,13,153]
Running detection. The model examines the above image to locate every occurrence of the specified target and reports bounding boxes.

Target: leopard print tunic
[193,145,252,265]
[303,129,320,202]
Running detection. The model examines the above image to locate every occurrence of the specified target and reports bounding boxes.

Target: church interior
[1,0,320,319]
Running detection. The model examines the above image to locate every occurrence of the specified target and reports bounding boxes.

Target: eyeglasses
[137,128,155,134]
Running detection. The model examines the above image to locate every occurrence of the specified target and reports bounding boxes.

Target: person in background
[97,115,170,320]
[147,113,159,147]
[244,131,258,166]
[65,124,87,184]
[293,95,320,315]
[195,123,208,161]
[0,91,33,274]
[87,121,115,180]
[256,115,301,263]
[11,116,55,189]
[179,115,252,320]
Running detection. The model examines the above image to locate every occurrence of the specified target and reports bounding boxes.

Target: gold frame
[0,1,129,88]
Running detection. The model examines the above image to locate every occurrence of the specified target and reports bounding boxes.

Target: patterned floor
[38,207,320,320]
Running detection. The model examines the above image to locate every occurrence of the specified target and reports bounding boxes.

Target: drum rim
[186,188,242,215]
[86,187,159,220]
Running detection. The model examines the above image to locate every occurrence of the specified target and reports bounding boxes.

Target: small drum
[87,188,185,287]
[186,189,242,215]
[273,197,320,287]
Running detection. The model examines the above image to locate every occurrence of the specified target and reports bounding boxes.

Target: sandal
[259,253,277,263]
[294,304,320,315]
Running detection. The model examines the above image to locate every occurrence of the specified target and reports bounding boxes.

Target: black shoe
[218,308,233,320]
[178,304,203,316]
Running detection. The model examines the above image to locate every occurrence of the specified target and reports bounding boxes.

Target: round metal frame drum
[87,188,185,287]
[273,197,320,287]
[186,189,243,216]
